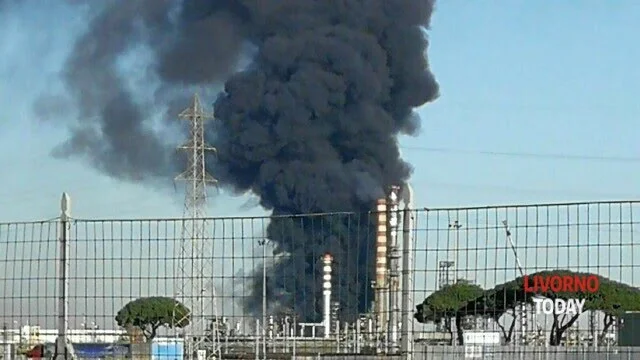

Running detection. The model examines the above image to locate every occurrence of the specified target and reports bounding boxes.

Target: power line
[400,146,640,163]
[415,179,638,200]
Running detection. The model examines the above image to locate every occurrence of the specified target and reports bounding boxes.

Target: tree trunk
[602,315,615,333]
[505,315,516,344]
[496,322,509,343]
[600,314,616,340]
[549,315,561,346]
[549,328,563,346]
[549,313,581,346]
[443,317,454,345]
[496,315,516,344]
[455,314,465,345]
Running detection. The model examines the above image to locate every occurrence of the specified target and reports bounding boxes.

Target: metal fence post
[400,185,414,360]
[55,193,71,360]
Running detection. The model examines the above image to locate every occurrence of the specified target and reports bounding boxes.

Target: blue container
[72,343,130,358]
[151,339,184,360]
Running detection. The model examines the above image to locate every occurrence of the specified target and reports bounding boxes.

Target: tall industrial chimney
[374,198,388,335]
[387,185,401,352]
[322,253,333,338]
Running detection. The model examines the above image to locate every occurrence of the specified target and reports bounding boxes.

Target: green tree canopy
[460,270,640,345]
[115,297,190,341]
[414,281,484,345]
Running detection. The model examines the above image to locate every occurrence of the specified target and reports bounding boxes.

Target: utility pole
[175,94,220,360]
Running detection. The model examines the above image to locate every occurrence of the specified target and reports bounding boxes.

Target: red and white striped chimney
[374,198,388,328]
[322,253,333,338]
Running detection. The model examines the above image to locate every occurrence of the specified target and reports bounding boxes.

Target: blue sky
[0,1,638,222]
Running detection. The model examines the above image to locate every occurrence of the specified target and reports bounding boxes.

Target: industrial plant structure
[201,184,418,357]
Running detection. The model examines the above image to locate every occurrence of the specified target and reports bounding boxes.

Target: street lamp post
[448,220,462,346]
[448,220,462,283]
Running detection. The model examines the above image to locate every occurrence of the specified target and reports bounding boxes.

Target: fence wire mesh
[413,201,640,360]
[0,200,639,360]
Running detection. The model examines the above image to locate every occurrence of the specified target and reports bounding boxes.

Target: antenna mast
[175,94,220,360]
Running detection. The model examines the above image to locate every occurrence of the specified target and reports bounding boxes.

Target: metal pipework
[331,301,340,336]
[374,198,388,337]
[387,185,401,354]
[322,253,333,338]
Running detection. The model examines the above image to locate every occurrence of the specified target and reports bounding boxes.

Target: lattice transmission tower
[175,94,220,360]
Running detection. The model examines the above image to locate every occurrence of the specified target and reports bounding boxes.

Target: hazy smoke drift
[50,0,248,181]
[54,0,439,321]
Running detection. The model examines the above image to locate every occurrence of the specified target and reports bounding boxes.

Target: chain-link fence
[1,197,639,359]
[412,201,640,359]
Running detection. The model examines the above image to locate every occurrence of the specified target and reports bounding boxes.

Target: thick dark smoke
[48,0,249,181]
[43,0,439,321]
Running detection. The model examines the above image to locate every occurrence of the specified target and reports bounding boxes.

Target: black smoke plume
[43,0,439,321]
